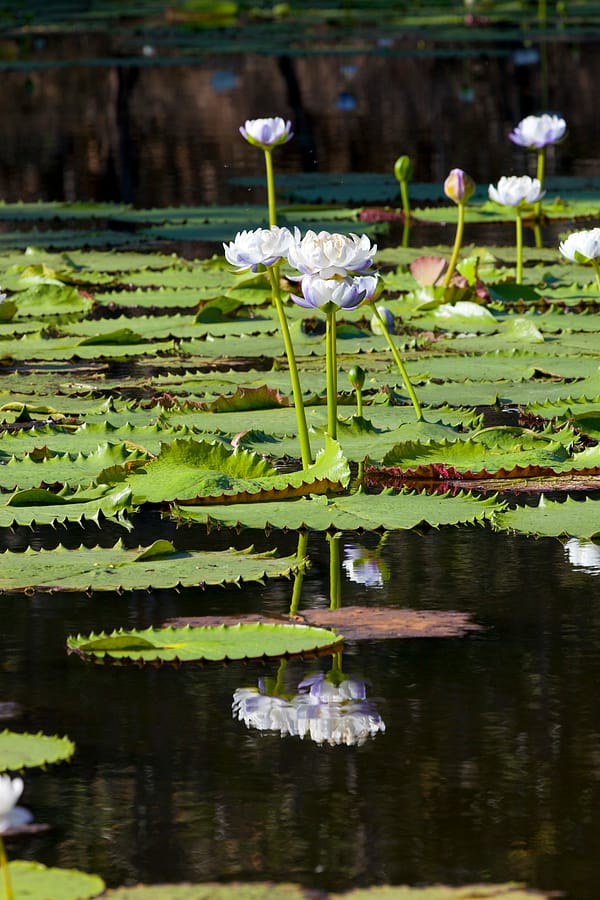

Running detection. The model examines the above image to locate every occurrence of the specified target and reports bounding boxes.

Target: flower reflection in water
[343,540,390,588]
[564,538,600,575]
[233,660,386,747]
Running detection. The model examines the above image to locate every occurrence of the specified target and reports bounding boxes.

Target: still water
[2,523,600,898]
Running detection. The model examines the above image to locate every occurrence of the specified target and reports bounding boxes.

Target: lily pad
[0,730,75,772]
[7,861,104,900]
[66,622,343,664]
[0,542,307,592]
[493,495,600,539]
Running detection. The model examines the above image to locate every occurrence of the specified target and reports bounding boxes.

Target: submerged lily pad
[67,622,343,664]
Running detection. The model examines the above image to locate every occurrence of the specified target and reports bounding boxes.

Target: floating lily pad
[0,542,306,592]
[7,861,104,900]
[493,495,600,539]
[66,622,343,665]
[0,730,75,772]
[104,883,309,899]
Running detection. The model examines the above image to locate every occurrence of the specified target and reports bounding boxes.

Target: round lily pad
[67,623,343,665]
[7,860,104,900]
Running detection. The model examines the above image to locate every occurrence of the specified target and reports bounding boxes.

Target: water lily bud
[444,168,476,204]
[394,155,413,183]
[371,305,394,335]
[348,365,366,391]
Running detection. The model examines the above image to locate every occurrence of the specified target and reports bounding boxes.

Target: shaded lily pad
[66,622,343,664]
[493,495,600,539]
[0,542,306,592]
[105,883,310,899]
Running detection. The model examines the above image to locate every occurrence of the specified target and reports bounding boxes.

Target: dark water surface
[2,36,600,207]
[2,524,600,898]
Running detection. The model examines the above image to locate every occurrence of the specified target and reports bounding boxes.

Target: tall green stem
[0,837,13,900]
[400,181,411,247]
[592,259,600,296]
[533,147,545,248]
[263,149,277,228]
[355,385,363,418]
[370,304,423,421]
[267,266,313,467]
[515,210,524,283]
[442,201,465,288]
[326,308,338,440]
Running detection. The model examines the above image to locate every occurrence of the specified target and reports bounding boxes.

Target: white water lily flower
[509,113,566,148]
[232,687,299,735]
[488,175,545,207]
[223,226,293,271]
[287,229,376,278]
[239,117,293,149]
[291,274,366,312]
[559,228,600,264]
[0,774,31,833]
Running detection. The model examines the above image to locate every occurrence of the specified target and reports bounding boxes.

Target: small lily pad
[67,623,343,664]
[7,860,104,900]
[0,730,75,772]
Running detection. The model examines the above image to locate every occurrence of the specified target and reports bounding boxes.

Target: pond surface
[2,20,600,900]
[2,524,600,898]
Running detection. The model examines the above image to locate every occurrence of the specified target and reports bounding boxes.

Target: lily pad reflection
[233,666,385,747]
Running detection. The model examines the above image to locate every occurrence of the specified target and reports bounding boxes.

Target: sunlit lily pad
[67,622,343,664]
[0,729,75,772]
[7,861,104,900]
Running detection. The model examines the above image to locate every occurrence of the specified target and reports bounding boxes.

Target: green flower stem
[592,259,600,296]
[328,534,342,611]
[370,303,423,421]
[355,385,363,418]
[534,147,545,248]
[515,209,524,283]
[326,308,338,440]
[288,531,309,616]
[267,266,313,467]
[0,836,13,900]
[400,180,410,223]
[442,200,465,288]
[263,148,277,228]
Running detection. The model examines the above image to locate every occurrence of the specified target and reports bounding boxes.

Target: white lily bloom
[509,113,567,148]
[232,688,299,736]
[239,117,293,149]
[488,175,545,207]
[290,274,366,312]
[559,228,600,263]
[0,774,31,833]
[223,226,294,272]
[287,229,376,278]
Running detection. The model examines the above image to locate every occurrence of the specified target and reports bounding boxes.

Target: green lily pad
[7,861,104,900]
[0,730,75,772]
[493,495,600,539]
[173,488,503,531]
[67,622,343,664]
[0,542,306,592]
[104,883,310,899]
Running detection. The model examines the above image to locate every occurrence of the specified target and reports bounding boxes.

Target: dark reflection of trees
[2,42,599,207]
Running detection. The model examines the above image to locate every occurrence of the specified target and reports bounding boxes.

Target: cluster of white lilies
[224,114,600,468]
